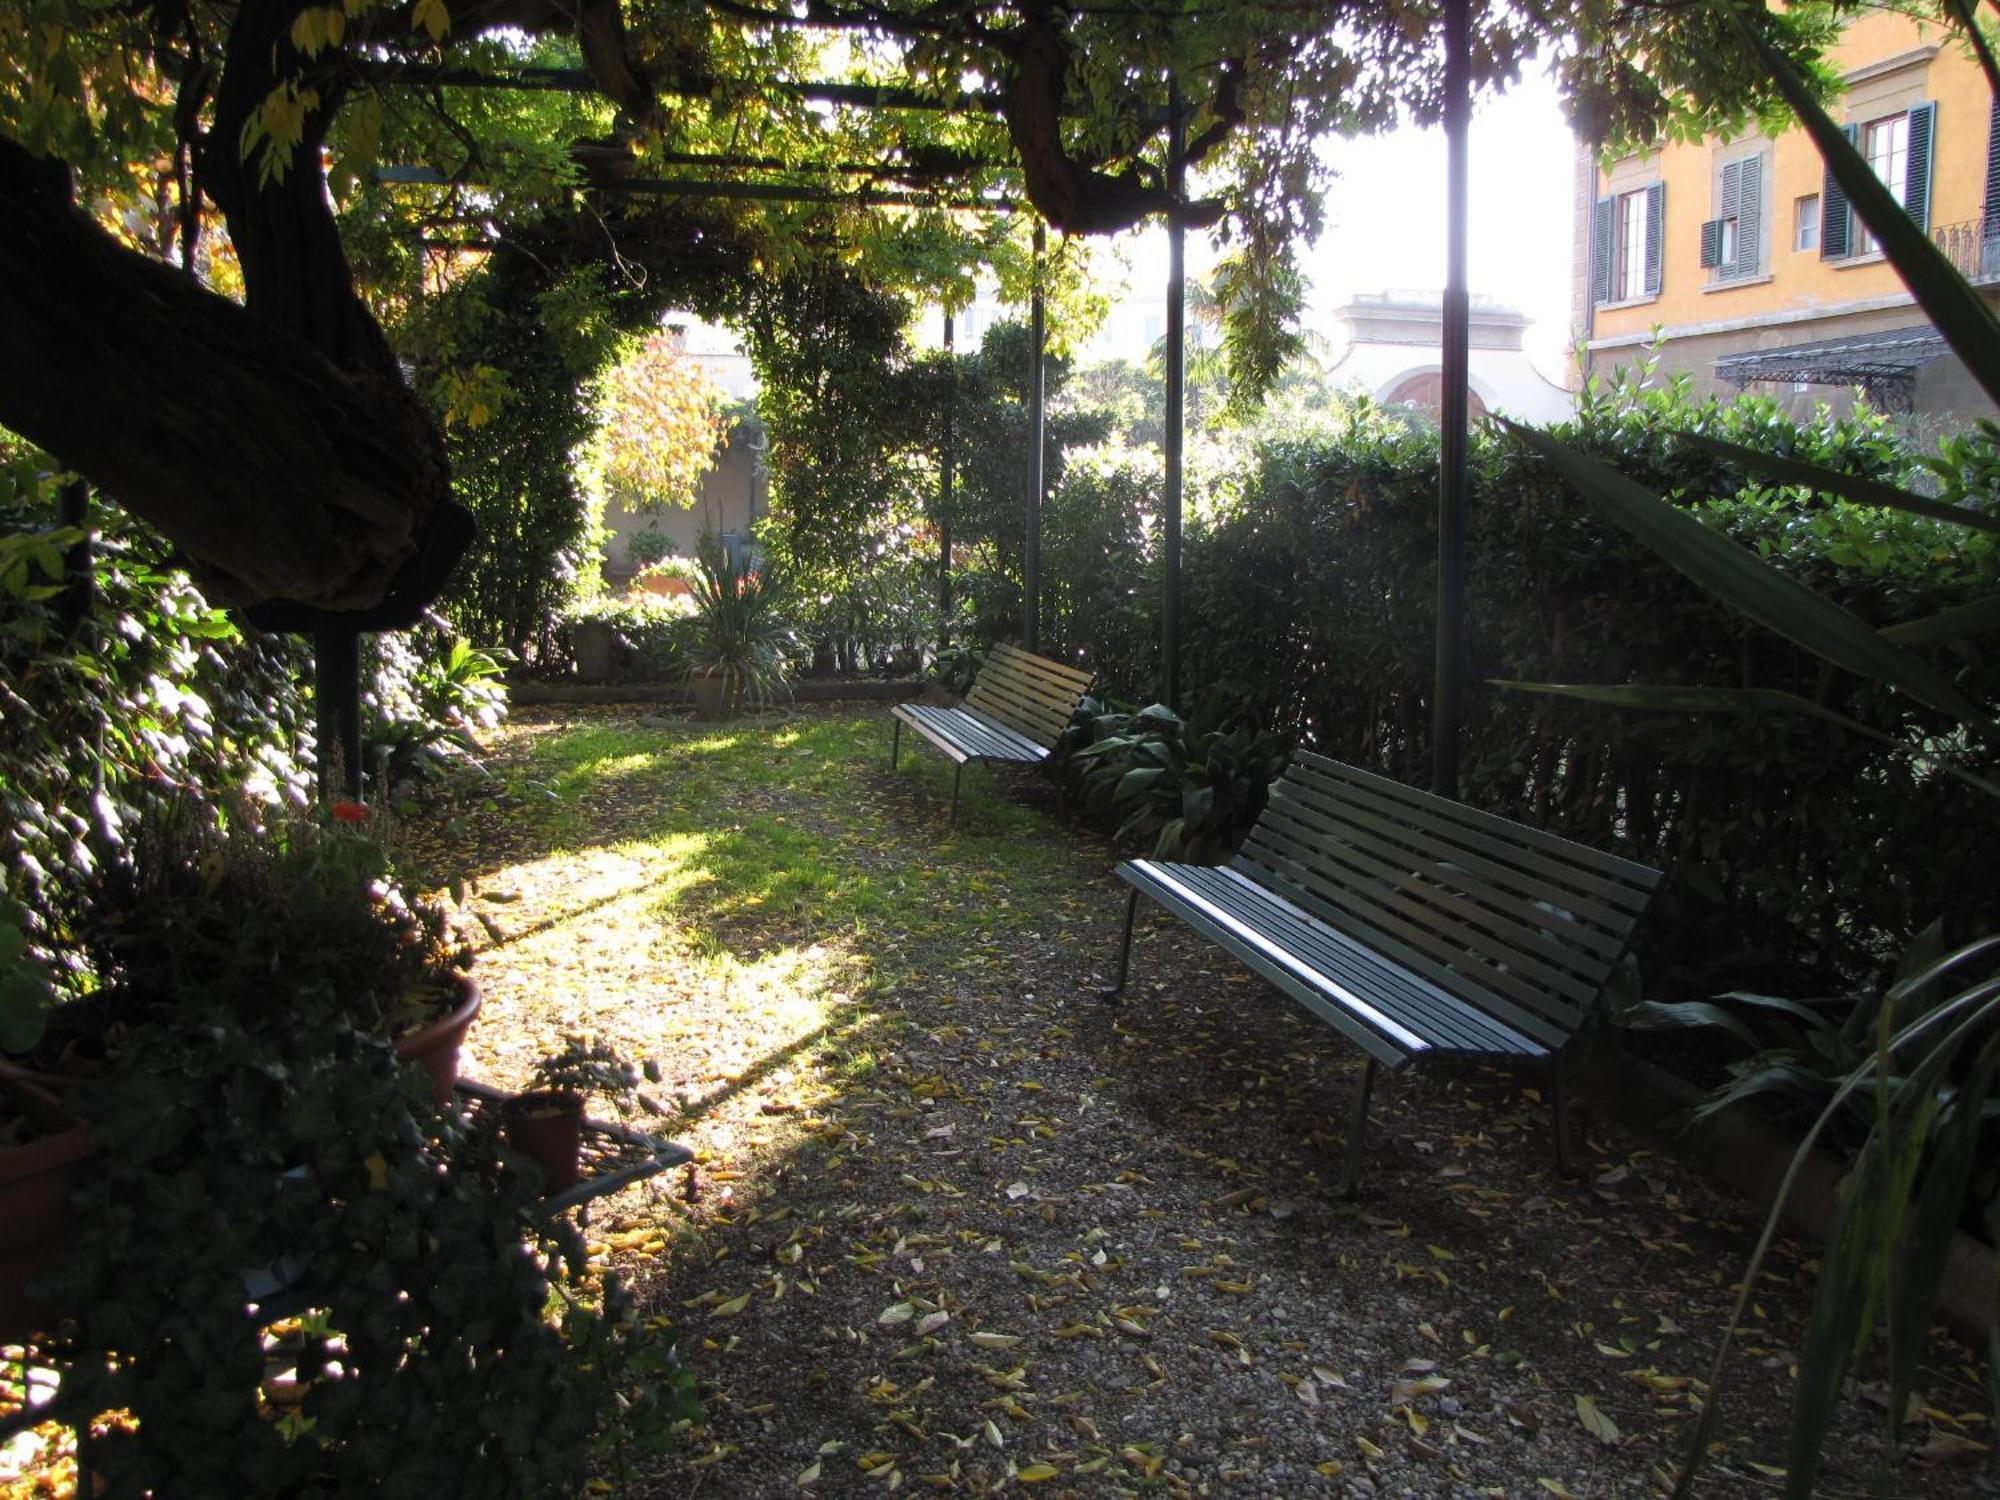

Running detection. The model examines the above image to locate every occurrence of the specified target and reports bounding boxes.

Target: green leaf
[1879,594,2000,647]
[1113,766,1165,804]
[1490,679,1876,734]
[1499,423,1996,735]
[0,969,52,1053]
[1785,1123,1903,1495]
[1182,783,1215,830]
[1886,1026,2000,1410]
[1711,0,2000,409]
[1677,432,2000,535]
[1628,999,1766,1051]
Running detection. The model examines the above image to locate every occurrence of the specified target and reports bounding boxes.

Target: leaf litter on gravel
[417,705,1996,1498]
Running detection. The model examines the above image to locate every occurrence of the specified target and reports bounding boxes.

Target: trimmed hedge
[1038,388,1999,991]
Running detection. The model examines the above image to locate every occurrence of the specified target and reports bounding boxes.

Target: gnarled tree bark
[0,136,452,612]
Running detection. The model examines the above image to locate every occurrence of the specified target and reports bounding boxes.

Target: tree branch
[0,138,453,611]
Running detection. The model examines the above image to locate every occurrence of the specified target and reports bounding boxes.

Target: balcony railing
[1931,217,2000,281]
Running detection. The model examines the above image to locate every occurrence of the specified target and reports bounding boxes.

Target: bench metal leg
[950,762,964,822]
[1341,1058,1378,1199]
[1550,1056,1577,1176]
[1099,886,1140,1001]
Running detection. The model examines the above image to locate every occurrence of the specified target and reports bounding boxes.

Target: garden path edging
[1589,1047,1997,1342]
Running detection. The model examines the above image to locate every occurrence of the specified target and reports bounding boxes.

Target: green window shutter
[1699,218,1723,267]
[1985,95,2000,238]
[1644,181,1664,296]
[1715,159,1742,276]
[1822,124,1858,259]
[1904,100,1935,232]
[1737,154,1762,275]
[1592,196,1614,303]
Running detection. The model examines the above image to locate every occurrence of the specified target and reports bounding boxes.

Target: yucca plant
[685,537,796,716]
[1499,5,2000,1492]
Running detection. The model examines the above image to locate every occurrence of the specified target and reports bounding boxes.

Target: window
[1822,102,1934,259]
[1617,190,1648,298]
[1854,112,1911,253]
[1592,182,1663,304]
[1795,194,1820,252]
[1699,154,1763,282]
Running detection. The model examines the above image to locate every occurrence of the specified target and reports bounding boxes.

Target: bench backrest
[1233,751,1663,1051]
[964,643,1095,751]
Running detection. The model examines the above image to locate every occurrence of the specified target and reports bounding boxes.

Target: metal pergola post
[1432,0,1471,800]
[940,312,956,653]
[58,477,92,639]
[1025,219,1046,654]
[1161,79,1187,709]
[314,628,364,802]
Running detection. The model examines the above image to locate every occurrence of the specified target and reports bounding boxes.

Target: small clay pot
[0,1073,96,1343]
[394,972,483,1105]
[502,1090,585,1191]
[691,669,733,720]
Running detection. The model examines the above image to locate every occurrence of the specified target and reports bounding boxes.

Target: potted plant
[0,900,96,1343]
[22,803,478,1101]
[502,1036,648,1192]
[684,536,795,719]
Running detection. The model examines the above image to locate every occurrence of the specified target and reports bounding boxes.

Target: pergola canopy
[1716,325,1948,412]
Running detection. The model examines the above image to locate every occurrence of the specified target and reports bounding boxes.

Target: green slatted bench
[891,643,1094,821]
[1102,750,1662,1193]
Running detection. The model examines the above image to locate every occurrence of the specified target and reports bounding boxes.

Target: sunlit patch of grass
[468,708,1110,1105]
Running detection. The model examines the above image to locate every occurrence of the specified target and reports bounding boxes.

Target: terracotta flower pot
[0,1073,96,1344]
[691,669,732,720]
[502,1090,585,1191]
[394,972,483,1105]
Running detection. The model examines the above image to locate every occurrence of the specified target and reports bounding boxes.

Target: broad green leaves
[1501,420,1995,736]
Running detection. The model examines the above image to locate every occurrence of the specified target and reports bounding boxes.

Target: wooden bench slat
[1235,821,1592,1037]
[968,669,1086,719]
[1270,779,1655,931]
[1250,788,1632,967]
[1293,753,1664,890]
[896,704,1047,764]
[1121,863,1458,1066]
[1289,756,1661,912]
[987,642,1093,694]
[1231,835,1585,1047]
[1265,775,1653,938]
[1240,813,1614,1007]
[1171,866,1545,1056]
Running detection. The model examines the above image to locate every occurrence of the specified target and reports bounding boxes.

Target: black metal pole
[1433,0,1472,799]
[1162,80,1187,710]
[57,477,92,639]
[314,628,364,803]
[1025,220,1046,653]
[940,312,956,653]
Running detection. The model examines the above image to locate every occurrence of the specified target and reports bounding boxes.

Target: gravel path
[452,706,1998,1499]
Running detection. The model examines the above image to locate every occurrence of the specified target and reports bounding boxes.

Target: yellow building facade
[1573,8,1999,419]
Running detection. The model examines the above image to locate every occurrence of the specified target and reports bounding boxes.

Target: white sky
[1314,69,1578,381]
[1104,65,1579,386]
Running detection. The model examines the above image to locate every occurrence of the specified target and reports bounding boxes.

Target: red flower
[330,801,370,825]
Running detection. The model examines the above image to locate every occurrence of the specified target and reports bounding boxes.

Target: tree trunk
[0,138,454,611]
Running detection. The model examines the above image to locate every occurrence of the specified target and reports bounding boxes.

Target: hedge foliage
[1035,381,1999,991]
[2,456,509,911]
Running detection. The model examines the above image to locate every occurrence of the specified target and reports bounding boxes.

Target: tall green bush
[1034,386,1996,990]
